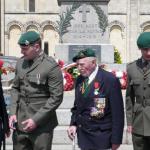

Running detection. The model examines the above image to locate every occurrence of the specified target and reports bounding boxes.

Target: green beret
[72,48,96,62]
[137,32,150,49]
[18,31,40,46]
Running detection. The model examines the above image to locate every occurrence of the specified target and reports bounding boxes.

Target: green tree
[114,47,122,64]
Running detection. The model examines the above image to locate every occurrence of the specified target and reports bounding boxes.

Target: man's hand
[127,125,133,133]
[112,144,120,150]
[22,118,37,132]
[9,115,17,130]
[67,126,77,140]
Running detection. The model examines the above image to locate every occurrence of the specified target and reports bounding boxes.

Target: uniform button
[144,87,146,90]
[79,114,81,117]
[143,96,145,99]
[78,125,82,128]
[26,85,28,87]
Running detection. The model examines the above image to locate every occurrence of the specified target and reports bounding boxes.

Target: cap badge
[25,40,29,45]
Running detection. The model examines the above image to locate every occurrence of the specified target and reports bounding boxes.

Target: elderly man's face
[76,57,96,77]
[20,44,39,60]
[141,48,150,61]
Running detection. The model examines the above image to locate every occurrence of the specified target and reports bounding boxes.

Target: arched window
[43,25,59,56]
[9,25,22,57]
[143,25,150,32]
[110,25,126,63]
[26,25,38,32]
[29,0,35,12]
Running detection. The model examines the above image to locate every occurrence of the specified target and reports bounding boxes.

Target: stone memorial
[55,0,114,64]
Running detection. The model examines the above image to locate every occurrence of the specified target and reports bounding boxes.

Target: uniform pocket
[132,79,140,85]
[131,79,141,95]
[28,75,47,85]
[133,103,140,113]
[132,103,141,123]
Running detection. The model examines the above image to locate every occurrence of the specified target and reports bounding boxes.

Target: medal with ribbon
[94,81,100,95]
[81,77,89,97]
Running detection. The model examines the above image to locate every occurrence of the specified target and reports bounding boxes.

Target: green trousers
[132,133,150,150]
[12,130,53,150]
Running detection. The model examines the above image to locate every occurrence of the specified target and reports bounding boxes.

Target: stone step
[6,90,132,149]
[56,109,128,126]
[58,91,75,109]
[52,144,133,150]
[56,109,71,125]
[59,90,126,109]
[5,144,134,150]
[6,126,132,145]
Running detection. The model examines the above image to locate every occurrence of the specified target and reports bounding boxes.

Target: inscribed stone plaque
[55,44,114,64]
[57,1,109,44]
[55,0,114,64]
[69,45,101,62]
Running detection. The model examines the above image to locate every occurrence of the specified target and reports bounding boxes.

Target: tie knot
[143,60,148,67]
[84,77,89,83]
[28,60,33,66]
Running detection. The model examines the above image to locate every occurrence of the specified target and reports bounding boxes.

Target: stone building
[0,0,150,63]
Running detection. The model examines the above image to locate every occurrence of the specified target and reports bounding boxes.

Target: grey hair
[86,57,97,62]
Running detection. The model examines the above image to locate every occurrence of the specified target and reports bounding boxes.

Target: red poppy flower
[94,82,100,89]
[63,71,74,91]
[0,59,4,68]
[58,59,64,68]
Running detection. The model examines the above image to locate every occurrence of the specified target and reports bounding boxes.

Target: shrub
[114,47,122,64]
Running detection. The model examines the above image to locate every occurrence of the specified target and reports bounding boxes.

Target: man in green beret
[9,31,64,150]
[67,48,124,150]
[126,32,150,150]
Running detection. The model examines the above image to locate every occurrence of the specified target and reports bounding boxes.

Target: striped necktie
[82,77,89,95]
[143,60,149,72]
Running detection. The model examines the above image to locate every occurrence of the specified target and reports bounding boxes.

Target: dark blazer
[0,76,10,148]
[70,67,124,150]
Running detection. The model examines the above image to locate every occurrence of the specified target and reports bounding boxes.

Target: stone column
[128,0,140,62]
[1,0,5,55]
[4,34,9,56]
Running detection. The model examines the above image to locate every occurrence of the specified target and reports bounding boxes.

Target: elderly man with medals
[67,48,124,150]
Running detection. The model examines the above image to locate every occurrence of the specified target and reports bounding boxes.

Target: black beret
[18,31,40,46]
[72,48,96,62]
[137,32,150,49]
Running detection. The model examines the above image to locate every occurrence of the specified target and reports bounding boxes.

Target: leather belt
[19,93,49,105]
[20,93,49,98]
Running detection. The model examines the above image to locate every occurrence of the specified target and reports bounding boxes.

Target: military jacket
[70,68,124,150]
[10,52,63,132]
[126,58,150,136]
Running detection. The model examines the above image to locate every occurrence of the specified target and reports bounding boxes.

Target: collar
[88,65,99,84]
[142,57,150,64]
[32,50,43,62]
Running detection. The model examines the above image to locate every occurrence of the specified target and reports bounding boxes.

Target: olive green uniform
[126,58,150,150]
[10,52,63,150]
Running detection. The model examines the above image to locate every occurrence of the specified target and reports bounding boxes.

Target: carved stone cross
[79,4,90,22]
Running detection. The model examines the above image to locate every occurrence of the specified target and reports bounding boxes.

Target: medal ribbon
[82,78,89,97]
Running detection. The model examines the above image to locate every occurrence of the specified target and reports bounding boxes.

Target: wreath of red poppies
[58,60,127,91]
